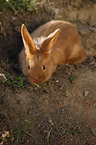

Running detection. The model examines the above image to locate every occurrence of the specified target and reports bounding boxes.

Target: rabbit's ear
[41,29,60,53]
[21,24,36,54]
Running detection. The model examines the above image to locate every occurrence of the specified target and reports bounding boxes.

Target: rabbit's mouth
[28,75,46,84]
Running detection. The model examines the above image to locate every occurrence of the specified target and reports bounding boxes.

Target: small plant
[0,73,25,89]
[69,75,75,83]
[0,0,7,9]
[14,119,33,144]
[0,72,48,92]
[28,0,39,11]
[0,0,40,11]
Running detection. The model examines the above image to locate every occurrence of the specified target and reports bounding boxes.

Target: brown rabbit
[19,20,86,84]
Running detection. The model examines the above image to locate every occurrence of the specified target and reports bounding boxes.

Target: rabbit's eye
[28,65,30,70]
[43,65,45,70]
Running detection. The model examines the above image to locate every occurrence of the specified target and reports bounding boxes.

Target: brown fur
[19,20,86,84]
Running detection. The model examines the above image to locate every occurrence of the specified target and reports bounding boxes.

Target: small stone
[12,16,16,21]
[49,118,52,123]
[91,128,96,136]
[49,118,54,126]
[56,80,59,83]
[84,90,89,97]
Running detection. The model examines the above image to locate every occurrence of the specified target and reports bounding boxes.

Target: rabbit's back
[31,20,86,64]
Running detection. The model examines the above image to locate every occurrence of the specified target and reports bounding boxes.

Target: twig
[0,22,6,38]
[4,112,13,132]
[47,128,52,143]
[0,73,7,81]
[6,0,25,24]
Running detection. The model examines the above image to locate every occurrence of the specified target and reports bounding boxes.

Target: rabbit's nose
[35,75,45,84]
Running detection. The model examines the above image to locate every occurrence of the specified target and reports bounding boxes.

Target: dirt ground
[0,0,96,144]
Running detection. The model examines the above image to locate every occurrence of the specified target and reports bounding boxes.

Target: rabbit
[19,20,86,84]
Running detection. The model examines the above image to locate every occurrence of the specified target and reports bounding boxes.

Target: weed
[0,73,25,89]
[0,0,7,9]
[14,119,33,144]
[0,0,40,12]
[37,84,49,93]
[0,72,48,92]
[69,75,75,83]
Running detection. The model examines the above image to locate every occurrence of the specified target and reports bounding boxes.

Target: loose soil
[0,0,96,144]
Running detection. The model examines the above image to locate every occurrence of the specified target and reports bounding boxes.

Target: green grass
[0,72,48,92]
[0,0,40,11]
[14,119,33,144]
[0,119,33,144]
[1,0,96,12]
[69,75,75,83]
[0,73,26,89]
